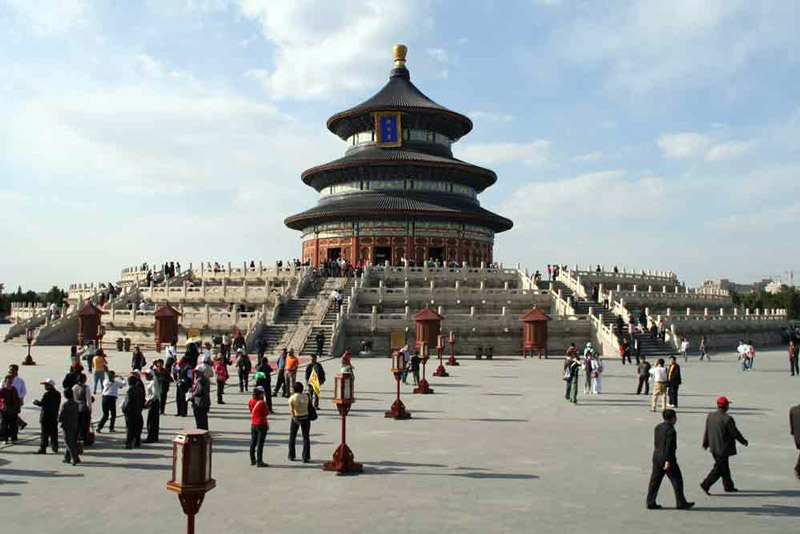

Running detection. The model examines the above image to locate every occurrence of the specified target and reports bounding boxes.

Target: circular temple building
[285,44,513,267]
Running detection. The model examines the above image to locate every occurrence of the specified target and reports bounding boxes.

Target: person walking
[153,359,170,415]
[254,357,273,413]
[667,357,682,408]
[567,353,580,404]
[790,402,800,479]
[591,354,604,395]
[698,335,710,361]
[646,409,694,510]
[59,388,80,465]
[131,345,147,371]
[315,330,325,356]
[582,346,594,395]
[272,349,287,398]
[0,375,21,443]
[95,370,125,433]
[284,349,299,397]
[649,359,668,412]
[236,348,251,392]
[143,369,161,443]
[700,396,749,494]
[8,365,28,433]
[92,350,108,394]
[288,382,311,463]
[636,356,651,395]
[33,378,61,453]
[72,374,93,446]
[789,340,799,377]
[192,366,211,430]
[248,387,269,467]
[679,337,689,363]
[214,356,229,405]
[305,354,326,409]
[122,375,145,449]
[410,351,421,386]
[175,359,191,417]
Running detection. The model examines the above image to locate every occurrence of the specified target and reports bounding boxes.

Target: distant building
[699,278,771,294]
[765,281,785,294]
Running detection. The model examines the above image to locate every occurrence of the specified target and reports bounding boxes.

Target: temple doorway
[374,246,392,266]
[427,247,444,263]
[327,248,341,261]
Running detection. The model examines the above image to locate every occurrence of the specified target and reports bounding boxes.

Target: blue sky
[1,0,799,290]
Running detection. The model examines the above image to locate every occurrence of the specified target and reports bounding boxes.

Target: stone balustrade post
[480,280,485,293]
[370,306,378,331]
[648,285,652,293]
[469,306,476,317]
[430,280,435,293]
[686,307,691,316]
[404,306,410,321]
[633,284,638,293]
[504,281,509,290]
[704,308,709,317]
[183,281,188,298]
[501,306,507,316]
[222,278,227,297]
[666,308,671,317]
[733,308,739,316]
[438,306,443,316]
[243,279,248,298]
[132,305,136,320]
[745,308,750,316]
[720,308,725,317]
[201,278,206,297]
[205,304,210,324]
[662,285,667,293]
[645,307,650,318]
[755,308,760,316]
[588,307,594,317]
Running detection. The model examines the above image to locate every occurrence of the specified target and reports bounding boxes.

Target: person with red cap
[700,396,749,494]
[33,378,61,454]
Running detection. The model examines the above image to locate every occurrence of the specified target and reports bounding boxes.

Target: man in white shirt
[96,371,125,433]
[679,338,690,363]
[649,359,668,412]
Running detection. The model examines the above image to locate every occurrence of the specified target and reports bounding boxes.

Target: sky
[1,0,799,291]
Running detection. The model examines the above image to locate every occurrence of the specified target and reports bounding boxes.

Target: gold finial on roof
[393,44,407,67]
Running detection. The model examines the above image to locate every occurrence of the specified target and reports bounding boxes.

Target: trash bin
[123,338,131,352]
[116,338,124,352]
[475,345,483,360]
[486,345,493,360]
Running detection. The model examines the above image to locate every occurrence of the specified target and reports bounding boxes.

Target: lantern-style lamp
[433,333,449,377]
[323,372,363,474]
[413,342,434,394]
[97,324,107,351]
[166,429,216,534]
[22,327,36,366]
[446,330,459,366]
[385,351,411,419]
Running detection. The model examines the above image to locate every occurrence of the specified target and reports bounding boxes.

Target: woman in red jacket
[214,357,229,405]
[248,387,269,467]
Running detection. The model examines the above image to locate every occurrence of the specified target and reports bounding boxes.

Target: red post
[385,367,411,419]
[447,336,458,366]
[433,336,449,377]
[187,511,195,534]
[413,345,434,394]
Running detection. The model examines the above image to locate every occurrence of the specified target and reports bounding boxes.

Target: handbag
[307,398,318,422]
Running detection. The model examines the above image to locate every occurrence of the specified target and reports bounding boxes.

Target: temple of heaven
[285,44,513,267]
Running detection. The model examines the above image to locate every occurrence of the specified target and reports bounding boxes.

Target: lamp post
[22,327,36,366]
[385,351,411,419]
[167,429,216,534]
[323,372,363,474]
[413,342,434,394]
[97,324,106,351]
[446,330,458,366]
[432,334,449,377]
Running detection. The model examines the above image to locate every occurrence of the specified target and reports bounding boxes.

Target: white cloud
[135,53,164,78]
[705,139,757,161]
[555,1,797,93]
[656,133,715,159]
[427,48,449,63]
[573,150,602,162]
[5,0,89,35]
[467,111,515,123]
[237,0,427,99]
[458,140,551,168]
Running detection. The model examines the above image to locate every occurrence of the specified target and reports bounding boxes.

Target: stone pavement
[1,336,798,533]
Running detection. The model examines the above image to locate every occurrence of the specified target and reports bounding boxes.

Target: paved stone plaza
[1,336,798,533]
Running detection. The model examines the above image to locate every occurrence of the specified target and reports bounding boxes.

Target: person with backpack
[236,348,252,392]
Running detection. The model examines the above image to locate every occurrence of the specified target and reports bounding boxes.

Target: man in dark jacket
[33,378,61,454]
[667,357,682,408]
[790,403,800,479]
[700,396,749,494]
[315,330,325,356]
[636,357,651,395]
[646,409,694,510]
[192,369,211,430]
[58,388,80,465]
[122,375,145,449]
[305,354,326,408]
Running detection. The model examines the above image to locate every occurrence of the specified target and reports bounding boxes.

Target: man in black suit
[667,356,682,408]
[700,396,749,494]
[790,403,800,479]
[646,409,694,510]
